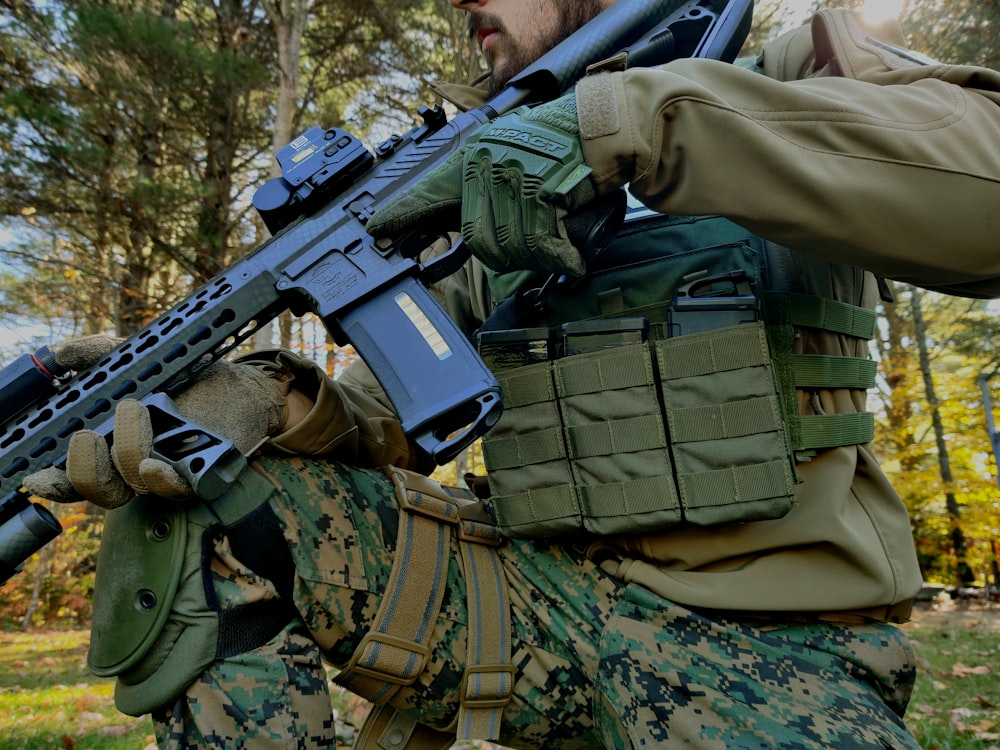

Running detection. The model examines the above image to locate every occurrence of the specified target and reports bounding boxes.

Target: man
[25,0,1000,747]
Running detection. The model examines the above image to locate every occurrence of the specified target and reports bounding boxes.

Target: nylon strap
[337,467,513,744]
[798,412,875,450]
[763,293,878,451]
[791,354,877,389]
[784,293,877,339]
[353,704,452,750]
[333,468,454,705]
[454,507,512,740]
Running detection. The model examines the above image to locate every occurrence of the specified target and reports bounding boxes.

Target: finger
[464,154,512,271]
[537,221,586,277]
[366,149,465,239]
[53,334,119,371]
[110,399,154,495]
[510,170,544,270]
[22,467,81,505]
[65,431,134,510]
[138,459,194,499]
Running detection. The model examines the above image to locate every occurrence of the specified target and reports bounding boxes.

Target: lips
[478,27,498,54]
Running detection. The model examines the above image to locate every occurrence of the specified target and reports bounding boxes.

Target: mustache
[466,11,506,41]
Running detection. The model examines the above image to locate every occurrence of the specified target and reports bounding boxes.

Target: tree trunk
[877,280,920,471]
[911,286,975,585]
[255,0,313,350]
[21,525,55,629]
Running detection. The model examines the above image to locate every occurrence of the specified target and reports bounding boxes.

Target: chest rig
[476,207,878,538]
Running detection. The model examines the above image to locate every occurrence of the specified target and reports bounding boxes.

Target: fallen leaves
[952,662,992,677]
[947,707,999,738]
[905,610,999,748]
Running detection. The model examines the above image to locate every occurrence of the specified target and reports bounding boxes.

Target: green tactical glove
[367,93,596,277]
[23,354,288,510]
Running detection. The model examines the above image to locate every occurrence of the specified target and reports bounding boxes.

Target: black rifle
[0,0,753,583]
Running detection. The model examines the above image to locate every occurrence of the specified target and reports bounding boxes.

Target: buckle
[347,632,431,686]
[457,518,504,547]
[460,664,516,710]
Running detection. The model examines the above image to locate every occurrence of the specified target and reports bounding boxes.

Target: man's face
[453,0,609,95]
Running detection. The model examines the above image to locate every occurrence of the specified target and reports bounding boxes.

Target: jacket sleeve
[236,350,430,472]
[574,9,1000,297]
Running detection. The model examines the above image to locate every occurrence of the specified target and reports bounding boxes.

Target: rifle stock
[0,0,752,583]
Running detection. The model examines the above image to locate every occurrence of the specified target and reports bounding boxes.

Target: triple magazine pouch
[480,317,798,537]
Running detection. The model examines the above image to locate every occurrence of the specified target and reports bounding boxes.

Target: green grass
[0,630,149,749]
[901,604,1000,750]
[1,605,997,749]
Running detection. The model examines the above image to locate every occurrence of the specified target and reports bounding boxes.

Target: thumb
[137,458,195,499]
[366,147,465,239]
[65,431,135,510]
[23,467,82,505]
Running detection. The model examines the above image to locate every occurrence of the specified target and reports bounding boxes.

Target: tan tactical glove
[23,341,289,509]
[22,335,123,506]
[367,93,600,277]
[49,334,120,371]
[247,351,426,471]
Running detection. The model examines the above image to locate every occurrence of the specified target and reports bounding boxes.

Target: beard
[468,0,604,96]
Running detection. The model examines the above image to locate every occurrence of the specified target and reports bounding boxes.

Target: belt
[692,598,915,625]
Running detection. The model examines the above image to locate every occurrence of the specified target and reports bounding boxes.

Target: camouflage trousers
[151,457,919,749]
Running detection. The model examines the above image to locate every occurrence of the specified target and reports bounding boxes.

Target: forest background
[0,0,998,629]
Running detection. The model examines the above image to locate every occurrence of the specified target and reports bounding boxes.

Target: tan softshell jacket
[292,10,1000,617]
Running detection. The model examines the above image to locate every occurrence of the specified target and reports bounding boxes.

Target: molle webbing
[483,321,798,537]
[780,293,878,450]
[481,293,878,539]
[338,467,512,744]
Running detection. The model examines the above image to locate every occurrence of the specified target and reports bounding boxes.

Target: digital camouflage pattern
[151,456,919,749]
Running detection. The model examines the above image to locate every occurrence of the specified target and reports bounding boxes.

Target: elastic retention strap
[766,292,879,451]
[797,412,875,450]
[209,467,299,661]
[784,293,877,339]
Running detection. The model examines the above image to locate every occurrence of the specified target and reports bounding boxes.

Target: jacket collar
[429,72,490,112]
